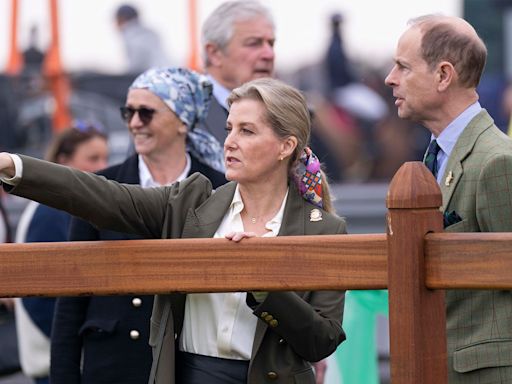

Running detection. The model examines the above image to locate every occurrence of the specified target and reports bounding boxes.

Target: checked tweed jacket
[438,110,512,383]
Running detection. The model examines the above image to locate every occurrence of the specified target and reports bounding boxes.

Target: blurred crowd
[1,3,511,186]
[0,3,437,185]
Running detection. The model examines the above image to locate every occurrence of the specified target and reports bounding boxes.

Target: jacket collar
[182,180,307,239]
[180,181,237,238]
[439,109,494,211]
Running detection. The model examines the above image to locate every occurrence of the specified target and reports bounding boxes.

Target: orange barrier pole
[6,0,23,75]
[43,0,72,132]
[187,0,200,71]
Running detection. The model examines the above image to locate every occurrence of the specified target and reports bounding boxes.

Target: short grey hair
[408,14,487,88]
[201,0,274,67]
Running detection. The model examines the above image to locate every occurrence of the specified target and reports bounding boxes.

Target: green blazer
[438,110,512,383]
[10,156,347,384]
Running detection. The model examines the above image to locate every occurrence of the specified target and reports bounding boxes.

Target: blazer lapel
[181,181,237,239]
[439,110,494,211]
[251,185,306,356]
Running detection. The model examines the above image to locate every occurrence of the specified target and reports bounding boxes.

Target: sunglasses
[120,106,156,125]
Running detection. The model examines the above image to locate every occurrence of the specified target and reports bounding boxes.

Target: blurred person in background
[115,4,169,73]
[324,13,354,96]
[201,1,342,189]
[14,125,108,384]
[200,0,275,143]
[50,67,226,384]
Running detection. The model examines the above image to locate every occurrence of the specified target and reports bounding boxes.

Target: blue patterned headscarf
[130,67,225,173]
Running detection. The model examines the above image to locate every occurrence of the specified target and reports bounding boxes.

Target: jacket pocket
[293,367,315,384]
[78,318,118,337]
[454,339,512,373]
[444,218,467,232]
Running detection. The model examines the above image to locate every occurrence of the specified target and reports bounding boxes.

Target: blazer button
[132,297,142,307]
[264,314,273,322]
[130,330,140,340]
[260,312,268,319]
[278,338,285,344]
[269,319,278,328]
[267,371,278,380]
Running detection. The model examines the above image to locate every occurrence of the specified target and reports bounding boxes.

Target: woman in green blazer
[0,77,346,384]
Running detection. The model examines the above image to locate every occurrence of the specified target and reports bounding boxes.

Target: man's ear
[205,43,224,67]
[437,61,456,92]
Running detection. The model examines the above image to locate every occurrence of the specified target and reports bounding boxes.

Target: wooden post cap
[387,162,442,209]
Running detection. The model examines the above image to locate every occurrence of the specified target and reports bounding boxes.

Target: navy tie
[424,139,441,177]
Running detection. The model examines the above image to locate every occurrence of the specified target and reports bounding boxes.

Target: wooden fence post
[386,162,447,383]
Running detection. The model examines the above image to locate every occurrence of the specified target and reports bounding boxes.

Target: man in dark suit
[200,1,342,186]
[385,15,512,383]
[199,0,275,143]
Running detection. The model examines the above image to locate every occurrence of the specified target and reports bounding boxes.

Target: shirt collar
[229,185,289,236]
[434,101,482,158]
[138,153,191,188]
[207,74,231,111]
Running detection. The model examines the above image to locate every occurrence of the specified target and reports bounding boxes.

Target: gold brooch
[445,171,454,187]
[310,209,322,222]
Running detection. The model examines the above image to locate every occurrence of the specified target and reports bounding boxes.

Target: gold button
[269,319,278,328]
[264,314,273,322]
[267,371,278,380]
[129,330,140,340]
[132,297,142,307]
[260,312,268,319]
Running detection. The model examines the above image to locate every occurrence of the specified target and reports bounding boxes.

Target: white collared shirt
[430,101,482,184]
[138,154,191,188]
[180,185,289,360]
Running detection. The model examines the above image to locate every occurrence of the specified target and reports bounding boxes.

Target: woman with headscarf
[50,68,225,384]
[0,77,346,384]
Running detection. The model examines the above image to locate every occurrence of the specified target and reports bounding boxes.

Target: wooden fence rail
[0,161,510,383]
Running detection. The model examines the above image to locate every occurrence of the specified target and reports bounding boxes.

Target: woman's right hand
[225,231,257,242]
[0,153,15,178]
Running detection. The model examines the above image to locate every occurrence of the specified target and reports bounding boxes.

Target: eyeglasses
[119,106,156,125]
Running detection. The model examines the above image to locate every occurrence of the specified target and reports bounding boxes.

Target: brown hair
[410,15,487,88]
[45,124,107,164]
[227,78,335,213]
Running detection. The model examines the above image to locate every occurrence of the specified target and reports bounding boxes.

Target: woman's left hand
[225,231,257,242]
